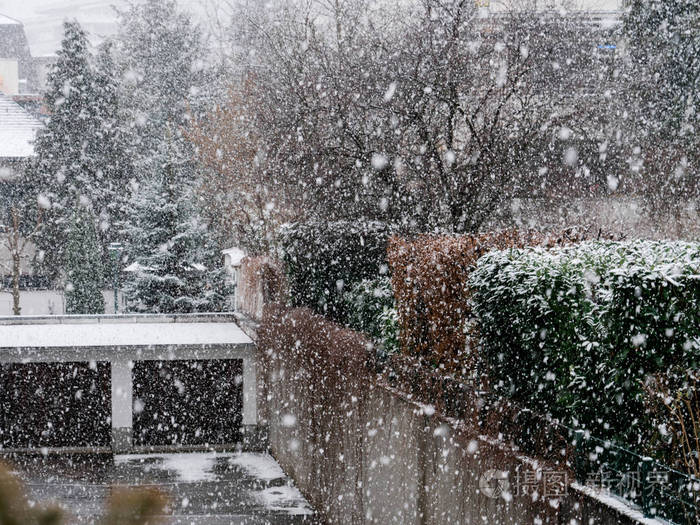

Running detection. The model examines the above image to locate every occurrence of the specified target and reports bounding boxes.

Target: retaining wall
[256,309,657,525]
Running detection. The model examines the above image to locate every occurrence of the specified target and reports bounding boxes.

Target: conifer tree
[114,0,206,184]
[31,21,130,281]
[65,206,105,314]
[123,164,229,313]
[32,21,95,279]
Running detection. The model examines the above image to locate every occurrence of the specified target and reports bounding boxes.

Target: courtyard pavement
[4,452,316,524]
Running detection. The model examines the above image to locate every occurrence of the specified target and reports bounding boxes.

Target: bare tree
[187,79,309,253]
[220,0,608,236]
[0,167,44,315]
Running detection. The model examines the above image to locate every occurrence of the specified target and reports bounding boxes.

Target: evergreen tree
[65,206,105,314]
[123,165,229,313]
[114,0,207,184]
[31,21,130,281]
[90,42,133,245]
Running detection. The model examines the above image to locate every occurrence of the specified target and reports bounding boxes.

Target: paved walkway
[5,452,316,524]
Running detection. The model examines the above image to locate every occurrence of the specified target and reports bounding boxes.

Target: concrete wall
[0,290,125,315]
[0,59,19,95]
[260,352,653,525]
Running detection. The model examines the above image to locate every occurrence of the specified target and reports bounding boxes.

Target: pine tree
[123,165,229,313]
[65,206,105,314]
[114,0,206,184]
[31,21,130,281]
[90,42,133,246]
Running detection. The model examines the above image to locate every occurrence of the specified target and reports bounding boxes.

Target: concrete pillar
[111,360,133,452]
[242,356,257,425]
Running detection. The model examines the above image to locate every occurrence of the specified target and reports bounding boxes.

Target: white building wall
[0,59,19,95]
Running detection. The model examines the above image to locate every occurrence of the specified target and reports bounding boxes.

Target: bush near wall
[343,276,399,357]
[280,220,393,324]
[469,240,700,448]
[387,229,594,372]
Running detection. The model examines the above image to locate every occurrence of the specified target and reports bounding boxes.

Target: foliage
[123,170,230,313]
[64,206,105,314]
[643,368,700,484]
[259,304,371,401]
[31,21,130,280]
[343,276,399,356]
[187,81,305,253]
[386,229,593,372]
[279,220,393,323]
[618,0,700,222]
[113,0,208,182]
[469,240,700,447]
[622,0,699,136]
[235,256,287,320]
[0,461,168,525]
[0,166,44,314]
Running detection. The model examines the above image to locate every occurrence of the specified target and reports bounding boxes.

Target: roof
[0,322,252,349]
[0,93,43,158]
[0,14,21,26]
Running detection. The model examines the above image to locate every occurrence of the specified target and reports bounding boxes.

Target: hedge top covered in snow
[468,239,700,448]
[471,240,700,294]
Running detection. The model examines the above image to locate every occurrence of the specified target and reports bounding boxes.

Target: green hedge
[469,240,700,447]
[343,276,399,357]
[279,220,393,324]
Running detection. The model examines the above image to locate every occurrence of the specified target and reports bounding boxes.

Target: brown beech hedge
[387,229,595,372]
[259,303,372,405]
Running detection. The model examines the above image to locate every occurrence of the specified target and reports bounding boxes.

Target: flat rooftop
[0,322,252,349]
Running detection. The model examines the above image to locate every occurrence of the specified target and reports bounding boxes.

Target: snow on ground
[255,485,315,516]
[117,452,220,483]
[230,453,288,482]
[115,452,314,516]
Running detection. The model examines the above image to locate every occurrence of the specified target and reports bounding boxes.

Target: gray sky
[0,0,206,56]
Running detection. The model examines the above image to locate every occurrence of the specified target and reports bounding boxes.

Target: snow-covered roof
[0,322,252,348]
[0,14,21,25]
[222,247,246,266]
[0,93,42,158]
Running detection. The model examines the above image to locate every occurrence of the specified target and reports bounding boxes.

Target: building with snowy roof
[0,92,44,280]
[0,91,42,164]
[0,14,39,95]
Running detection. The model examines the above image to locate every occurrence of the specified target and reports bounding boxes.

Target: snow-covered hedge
[343,276,399,357]
[280,220,393,324]
[469,240,700,445]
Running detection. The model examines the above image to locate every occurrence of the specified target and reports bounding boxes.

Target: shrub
[280,220,393,323]
[643,368,700,480]
[387,229,589,372]
[343,276,399,356]
[64,206,105,314]
[469,240,700,447]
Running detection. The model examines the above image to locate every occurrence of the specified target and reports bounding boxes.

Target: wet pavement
[3,452,316,524]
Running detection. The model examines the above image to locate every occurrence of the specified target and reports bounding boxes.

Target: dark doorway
[132,359,243,446]
[0,362,111,448]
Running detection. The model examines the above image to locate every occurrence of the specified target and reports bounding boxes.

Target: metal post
[108,242,123,314]
[640,456,653,517]
[574,429,586,483]
[112,250,118,313]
